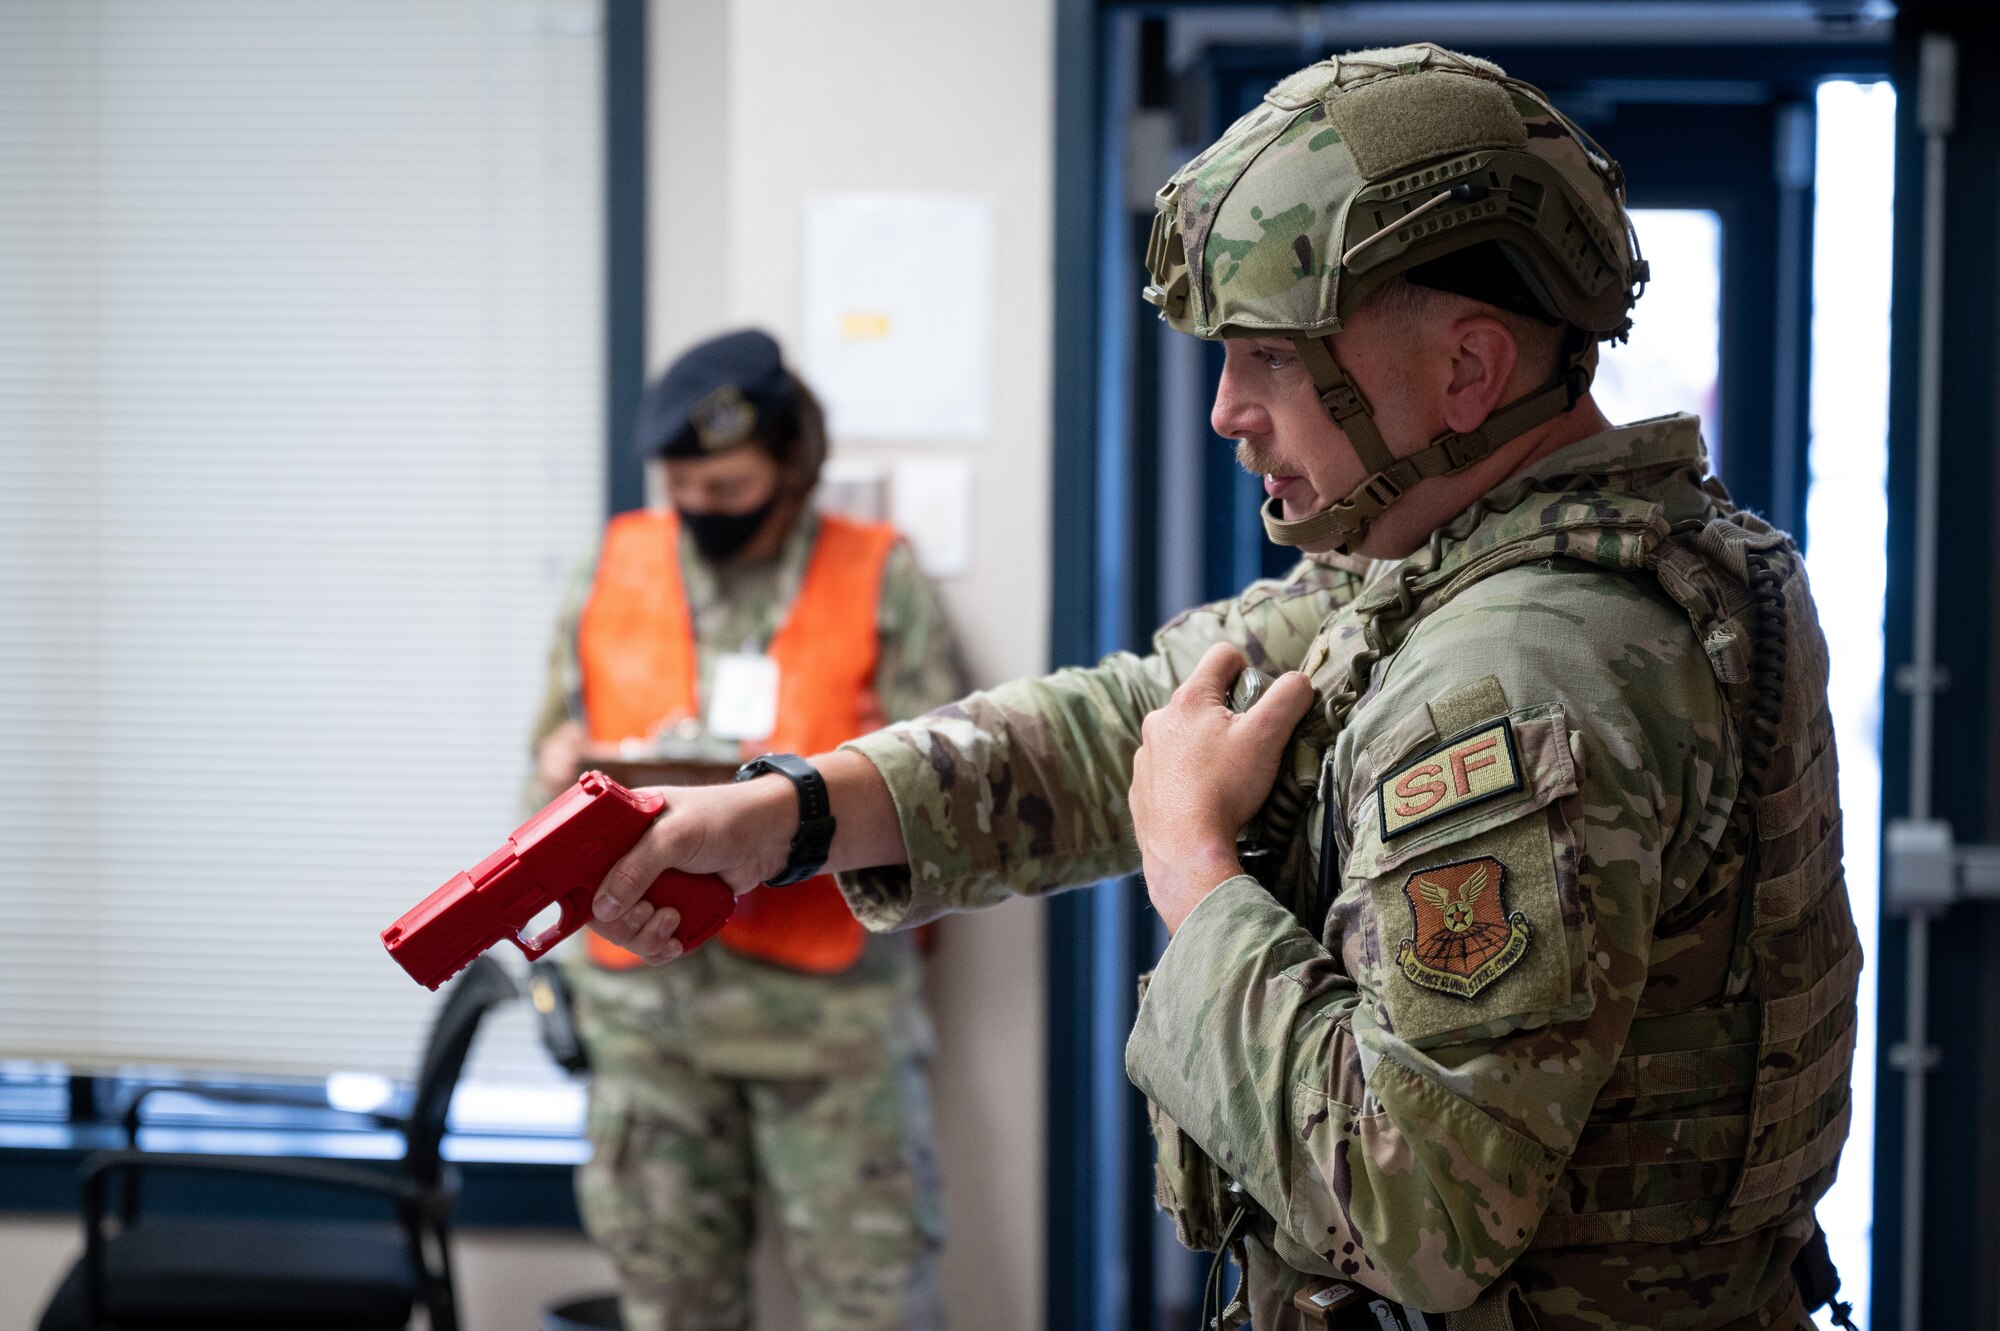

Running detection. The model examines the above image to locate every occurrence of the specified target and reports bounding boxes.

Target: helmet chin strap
[1261,333,1592,552]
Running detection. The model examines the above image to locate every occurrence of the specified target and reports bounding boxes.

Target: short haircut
[1361,274,1567,387]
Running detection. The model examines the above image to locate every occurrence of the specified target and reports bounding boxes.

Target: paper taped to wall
[803,193,996,441]
[892,457,974,577]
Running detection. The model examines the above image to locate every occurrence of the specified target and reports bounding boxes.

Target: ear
[1441,317,1520,435]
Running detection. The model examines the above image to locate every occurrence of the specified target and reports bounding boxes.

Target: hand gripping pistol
[382,771,736,989]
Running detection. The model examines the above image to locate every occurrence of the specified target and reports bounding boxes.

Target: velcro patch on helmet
[1324,71,1527,181]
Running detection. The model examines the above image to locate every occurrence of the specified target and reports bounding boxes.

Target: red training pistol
[382,771,735,990]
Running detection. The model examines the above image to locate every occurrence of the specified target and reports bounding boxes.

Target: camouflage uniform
[838,418,1858,1330]
[536,509,966,1331]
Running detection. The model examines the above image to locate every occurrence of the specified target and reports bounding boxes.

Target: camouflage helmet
[1144,44,1649,551]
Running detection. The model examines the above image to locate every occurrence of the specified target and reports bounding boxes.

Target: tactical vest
[575,508,898,975]
[1149,471,1858,1315]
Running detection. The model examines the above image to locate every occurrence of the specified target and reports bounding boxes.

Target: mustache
[1234,438,1282,475]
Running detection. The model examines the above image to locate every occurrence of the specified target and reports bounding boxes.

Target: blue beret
[635,328,796,460]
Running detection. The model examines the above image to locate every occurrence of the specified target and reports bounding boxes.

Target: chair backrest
[401,956,517,1183]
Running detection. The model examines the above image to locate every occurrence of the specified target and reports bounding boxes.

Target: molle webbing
[1531,991,1761,1248]
[1552,539,1852,1250]
[1706,555,1857,1239]
[1526,945,1856,1250]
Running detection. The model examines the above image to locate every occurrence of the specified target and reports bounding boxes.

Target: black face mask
[678,496,779,562]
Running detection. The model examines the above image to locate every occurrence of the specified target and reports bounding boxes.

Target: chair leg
[79,1164,115,1331]
[421,1215,460,1331]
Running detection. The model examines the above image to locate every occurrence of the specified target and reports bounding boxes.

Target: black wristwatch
[734,753,835,886]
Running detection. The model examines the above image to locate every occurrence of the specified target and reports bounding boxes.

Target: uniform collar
[1331,413,1709,587]
[1515,411,1710,487]
[1342,413,1712,604]
[1302,547,1376,575]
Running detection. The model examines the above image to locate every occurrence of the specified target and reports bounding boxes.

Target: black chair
[37,956,518,1331]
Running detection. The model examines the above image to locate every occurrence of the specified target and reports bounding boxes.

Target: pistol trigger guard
[384,771,691,989]
[515,896,586,959]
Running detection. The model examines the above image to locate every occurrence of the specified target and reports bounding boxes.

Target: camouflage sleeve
[872,539,972,723]
[836,557,1372,930]
[1124,565,1738,1311]
[528,552,600,753]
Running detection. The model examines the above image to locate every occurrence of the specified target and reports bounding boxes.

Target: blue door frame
[1874,10,2000,1328]
[603,0,647,517]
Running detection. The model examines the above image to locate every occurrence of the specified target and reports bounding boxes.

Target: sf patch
[1378,718,1523,841]
[1394,855,1531,999]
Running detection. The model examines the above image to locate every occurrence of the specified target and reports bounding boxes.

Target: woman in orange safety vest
[528,329,966,1331]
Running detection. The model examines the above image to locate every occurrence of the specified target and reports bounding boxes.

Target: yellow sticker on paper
[838,311,893,340]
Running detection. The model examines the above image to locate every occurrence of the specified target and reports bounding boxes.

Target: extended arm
[835,556,1366,928]
[590,556,1370,955]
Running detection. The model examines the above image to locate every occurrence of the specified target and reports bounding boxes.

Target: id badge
[707,653,779,741]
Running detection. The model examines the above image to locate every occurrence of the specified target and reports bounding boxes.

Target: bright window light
[1591,208,1724,464]
[326,1071,396,1115]
[1805,77,1897,1331]
[447,1080,586,1135]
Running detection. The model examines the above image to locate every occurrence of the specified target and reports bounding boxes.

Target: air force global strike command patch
[1378,718,1523,841]
[1394,855,1531,999]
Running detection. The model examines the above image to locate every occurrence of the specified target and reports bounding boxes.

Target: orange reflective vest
[575,509,897,974]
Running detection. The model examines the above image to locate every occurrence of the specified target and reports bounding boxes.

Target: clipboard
[575,755,739,790]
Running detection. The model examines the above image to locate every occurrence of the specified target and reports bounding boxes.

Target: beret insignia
[689,383,757,451]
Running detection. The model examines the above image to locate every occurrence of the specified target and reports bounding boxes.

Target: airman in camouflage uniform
[538,331,969,1331]
[587,47,1857,1331]
[844,414,1852,1330]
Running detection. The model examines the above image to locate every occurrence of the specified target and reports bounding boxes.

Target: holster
[528,959,589,1076]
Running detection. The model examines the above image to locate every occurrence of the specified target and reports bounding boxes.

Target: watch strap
[734,753,835,886]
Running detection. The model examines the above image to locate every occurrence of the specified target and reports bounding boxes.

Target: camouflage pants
[574,1016,945,1331]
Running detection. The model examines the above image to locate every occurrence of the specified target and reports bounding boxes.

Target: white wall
[647,3,1053,1331]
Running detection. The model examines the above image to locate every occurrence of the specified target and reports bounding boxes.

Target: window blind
[0,0,606,1088]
